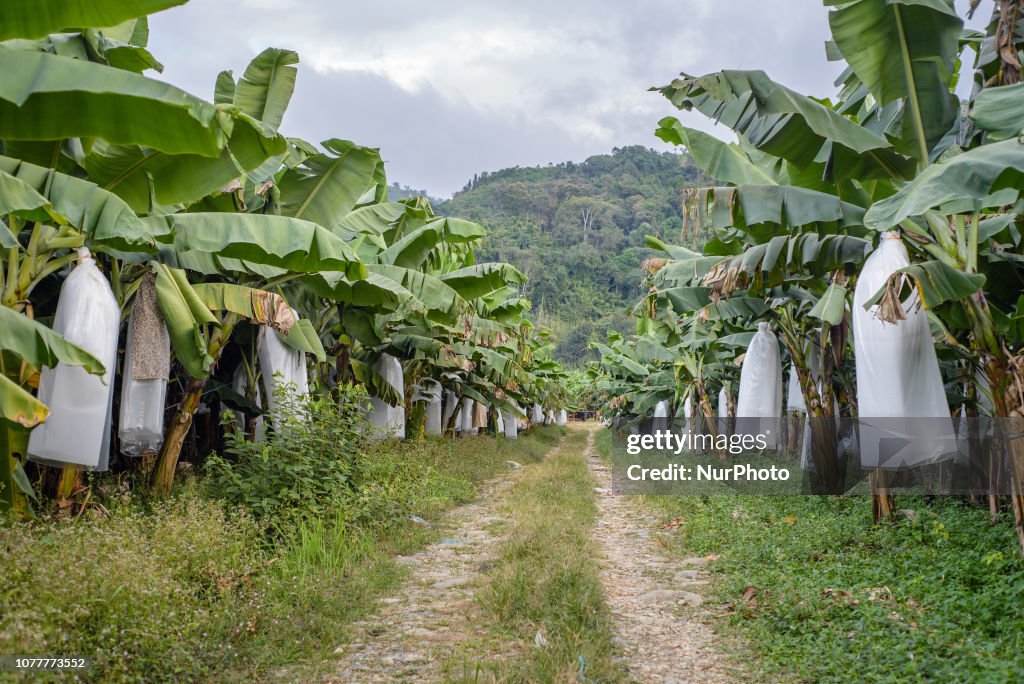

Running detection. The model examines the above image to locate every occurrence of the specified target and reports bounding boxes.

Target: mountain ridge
[432,145,702,363]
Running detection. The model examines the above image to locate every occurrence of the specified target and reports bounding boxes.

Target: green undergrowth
[596,429,1024,683]
[450,427,620,683]
[0,427,562,683]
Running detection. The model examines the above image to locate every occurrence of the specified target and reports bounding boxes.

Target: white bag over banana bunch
[736,322,783,448]
[413,379,443,436]
[118,273,169,457]
[717,386,730,438]
[853,231,955,469]
[29,248,120,470]
[367,354,405,439]
[504,403,520,439]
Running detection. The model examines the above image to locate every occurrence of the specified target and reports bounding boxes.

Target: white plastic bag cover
[29,249,120,470]
[413,380,442,436]
[443,390,459,432]
[232,364,265,441]
[653,399,670,432]
[258,319,310,425]
[853,232,955,469]
[461,397,477,435]
[532,403,544,424]
[736,322,783,448]
[425,396,442,436]
[556,409,567,426]
[787,366,805,414]
[368,354,405,439]
[545,409,555,425]
[411,379,440,403]
[496,409,504,434]
[118,309,168,457]
[504,404,519,439]
[788,338,826,415]
[118,275,169,457]
[717,387,730,437]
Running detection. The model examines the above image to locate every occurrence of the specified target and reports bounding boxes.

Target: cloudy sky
[149,0,984,198]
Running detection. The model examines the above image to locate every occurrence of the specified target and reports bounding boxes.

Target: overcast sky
[149,0,985,198]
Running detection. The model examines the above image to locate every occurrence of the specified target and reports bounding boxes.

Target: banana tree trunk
[965,292,1024,553]
[779,329,844,494]
[334,303,350,387]
[693,377,725,458]
[871,470,896,522]
[0,425,32,517]
[150,314,239,497]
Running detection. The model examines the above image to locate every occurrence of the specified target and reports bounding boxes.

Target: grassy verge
[450,427,620,683]
[0,428,561,683]
[596,429,1024,682]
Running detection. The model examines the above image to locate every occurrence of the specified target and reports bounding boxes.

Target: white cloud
[147,0,932,196]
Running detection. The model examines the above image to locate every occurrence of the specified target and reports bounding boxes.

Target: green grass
[0,428,561,683]
[596,429,1024,683]
[449,427,621,683]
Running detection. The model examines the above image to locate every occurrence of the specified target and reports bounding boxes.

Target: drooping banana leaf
[0,306,107,375]
[151,262,218,379]
[82,112,286,213]
[0,155,160,251]
[655,117,776,186]
[0,51,230,157]
[0,0,186,41]
[657,69,913,179]
[0,374,49,428]
[864,139,1024,228]
[149,212,366,278]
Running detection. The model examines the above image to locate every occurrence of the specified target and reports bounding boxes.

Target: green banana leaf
[232,47,298,130]
[0,374,49,427]
[0,155,159,251]
[808,282,847,325]
[970,83,1024,141]
[82,112,286,213]
[864,139,1024,228]
[278,139,382,231]
[0,169,62,234]
[151,263,217,379]
[277,318,327,363]
[655,117,776,185]
[150,213,366,278]
[657,69,913,179]
[826,0,961,159]
[0,307,106,375]
[369,264,462,314]
[380,223,440,269]
[0,51,230,157]
[440,263,525,300]
[0,0,185,40]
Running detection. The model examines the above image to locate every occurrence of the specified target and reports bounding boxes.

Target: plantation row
[588,1,1024,549]
[0,0,568,516]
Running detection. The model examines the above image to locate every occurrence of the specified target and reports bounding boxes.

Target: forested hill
[437,146,701,364]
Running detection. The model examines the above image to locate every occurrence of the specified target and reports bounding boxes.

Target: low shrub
[203,384,370,534]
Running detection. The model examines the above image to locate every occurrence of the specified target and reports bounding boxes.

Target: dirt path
[325,448,546,682]
[326,427,735,683]
[585,425,736,683]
